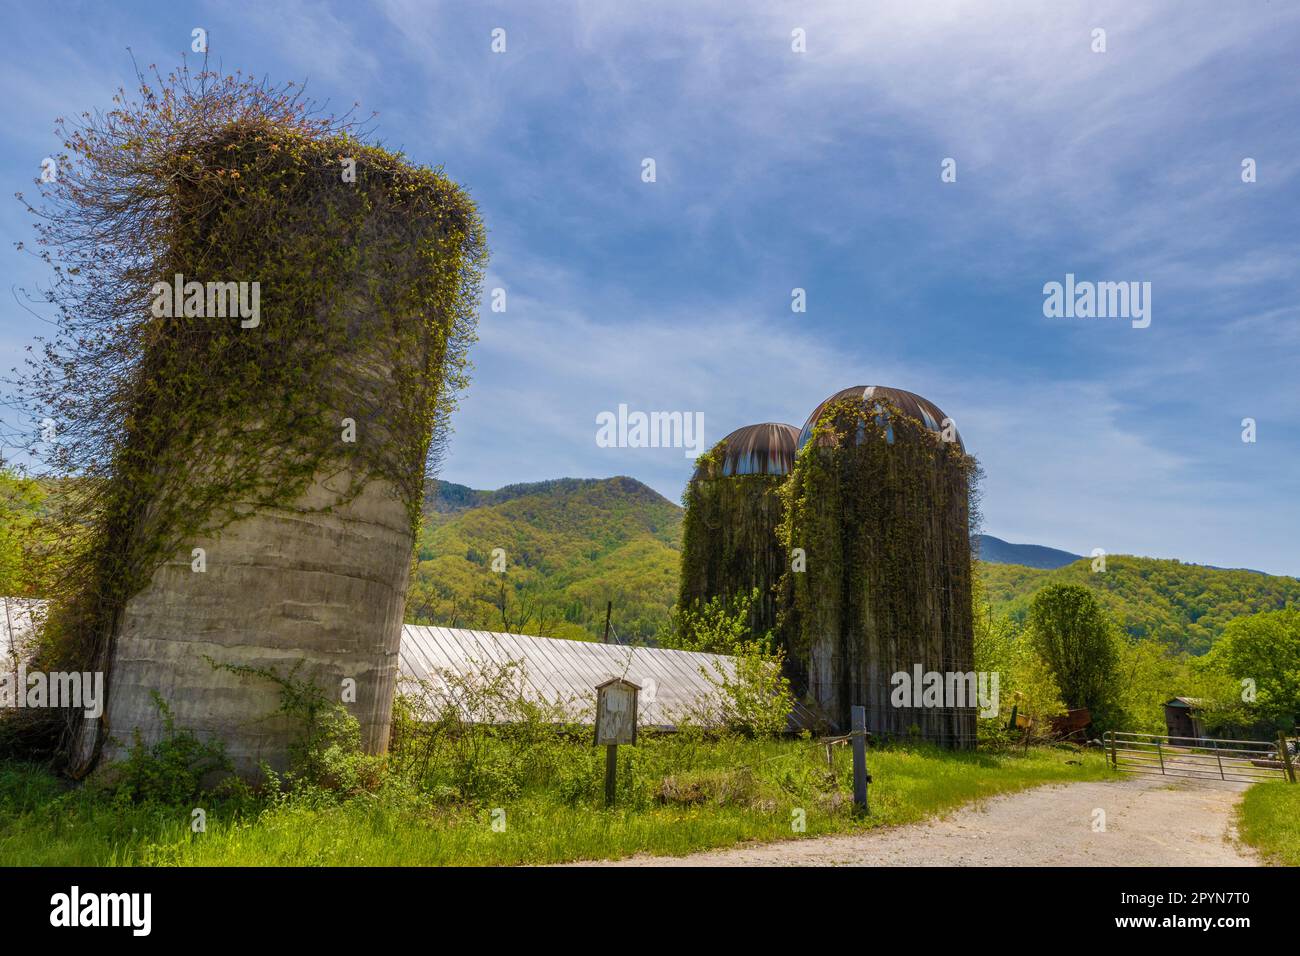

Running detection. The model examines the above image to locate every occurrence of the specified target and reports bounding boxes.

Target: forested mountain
[407,476,683,642]
[979,557,1300,655]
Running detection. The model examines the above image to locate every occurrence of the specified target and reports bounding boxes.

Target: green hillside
[980,557,1300,655]
[407,476,683,642]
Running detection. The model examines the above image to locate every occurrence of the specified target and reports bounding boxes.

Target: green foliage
[980,556,1300,655]
[973,580,1060,746]
[1111,637,1184,735]
[662,588,769,655]
[113,692,232,805]
[972,580,1066,746]
[661,588,794,737]
[390,658,584,803]
[1026,584,1120,723]
[219,663,387,800]
[1202,608,1300,732]
[0,467,51,596]
[678,440,787,641]
[407,476,681,642]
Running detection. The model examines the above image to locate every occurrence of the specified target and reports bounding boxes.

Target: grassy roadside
[1236,781,1300,866]
[0,743,1109,866]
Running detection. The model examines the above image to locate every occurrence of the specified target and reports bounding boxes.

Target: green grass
[1237,781,1300,866]
[0,741,1110,866]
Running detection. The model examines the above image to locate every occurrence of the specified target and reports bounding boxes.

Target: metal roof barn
[1,598,44,671]
[400,625,748,729]
[3,603,811,733]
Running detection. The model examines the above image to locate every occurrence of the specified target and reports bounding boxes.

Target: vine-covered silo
[779,386,976,746]
[57,113,486,778]
[679,423,799,642]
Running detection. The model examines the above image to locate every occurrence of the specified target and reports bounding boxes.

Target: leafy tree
[1009,642,1068,748]
[1026,584,1120,721]
[663,589,792,736]
[1203,607,1300,733]
[973,576,1065,745]
[0,467,48,596]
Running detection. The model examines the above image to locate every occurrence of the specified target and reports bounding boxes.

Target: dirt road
[583,776,1261,867]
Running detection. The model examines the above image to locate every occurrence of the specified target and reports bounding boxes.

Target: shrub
[113,692,231,804]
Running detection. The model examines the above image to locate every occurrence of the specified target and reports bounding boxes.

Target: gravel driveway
[579,776,1261,867]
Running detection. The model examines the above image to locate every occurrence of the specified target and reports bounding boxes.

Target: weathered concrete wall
[94,474,411,774]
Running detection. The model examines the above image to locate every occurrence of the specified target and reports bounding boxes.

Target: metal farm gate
[1105,730,1297,784]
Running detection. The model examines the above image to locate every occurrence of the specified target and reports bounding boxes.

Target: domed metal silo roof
[693,423,800,480]
[797,386,962,451]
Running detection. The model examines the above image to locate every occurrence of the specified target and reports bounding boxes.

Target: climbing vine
[13,62,487,748]
[776,397,978,738]
[678,440,788,642]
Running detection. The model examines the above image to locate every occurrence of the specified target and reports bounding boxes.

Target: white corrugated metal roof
[399,624,738,729]
[1,597,44,668]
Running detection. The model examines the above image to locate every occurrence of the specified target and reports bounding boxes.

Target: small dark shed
[1164,697,1204,740]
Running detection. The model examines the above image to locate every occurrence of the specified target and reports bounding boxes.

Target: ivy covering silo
[26,69,486,778]
[678,423,799,642]
[779,387,976,746]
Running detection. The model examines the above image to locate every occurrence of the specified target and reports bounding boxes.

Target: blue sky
[2,1,1299,574]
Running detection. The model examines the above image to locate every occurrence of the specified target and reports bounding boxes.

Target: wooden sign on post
[595,678,640,807]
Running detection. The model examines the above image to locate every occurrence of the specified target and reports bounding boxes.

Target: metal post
[851,705,869,813]
[1212,737,1224,780]
[1278,732,1297,784]
[1107,730,1116,769]
[1156,737,1165,775]
[605,743,618,806]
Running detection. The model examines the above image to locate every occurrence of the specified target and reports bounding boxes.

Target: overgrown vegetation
[0,740,1108,866]
[777,397,976,738]
[660,588,795,737]
[677,435,790,643]
[11,60,485,767]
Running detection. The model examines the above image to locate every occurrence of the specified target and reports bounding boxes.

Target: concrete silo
[64,125,485,778]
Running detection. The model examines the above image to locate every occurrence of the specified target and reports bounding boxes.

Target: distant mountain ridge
[974,534,1080,569]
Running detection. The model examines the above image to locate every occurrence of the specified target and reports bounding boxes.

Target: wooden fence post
[851,705,869,813]
[1106,730,1116,769]
[605,743,618,806]
[1278,731,1297,784]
